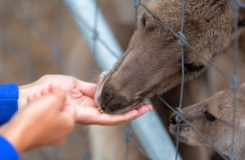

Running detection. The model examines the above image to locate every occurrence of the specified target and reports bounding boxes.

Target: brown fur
[170,83,245,159]
[95,0,245,114]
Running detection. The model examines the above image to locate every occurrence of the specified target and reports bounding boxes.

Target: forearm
[0,123,25,154]
[0,113,31,155]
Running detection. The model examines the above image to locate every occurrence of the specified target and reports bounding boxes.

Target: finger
[49,87,67,110]
[52,138,65,146]
[32,93,38,100]
[135,104,153,116]
[27,95,34,103]
[29,86,66,112]
[95,104,153,125]
[96,110,139,125]
[76,81,97,97]
[41,85,51,96]
[36,92,41,99]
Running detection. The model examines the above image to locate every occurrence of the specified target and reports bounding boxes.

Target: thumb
[58,106,76,133]
[62,105,76,119]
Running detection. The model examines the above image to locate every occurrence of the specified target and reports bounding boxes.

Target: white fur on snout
[95,71,110,107]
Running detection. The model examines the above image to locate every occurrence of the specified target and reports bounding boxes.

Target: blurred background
[0,0,137,84]
[0,0,245,160]
[0,0,144,160]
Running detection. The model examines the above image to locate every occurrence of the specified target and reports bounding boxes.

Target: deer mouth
[95,69,179,114]
[170,124,203,146]
[95,71,156,114]
[170,123,186,140]
[105,100,149,115]
[95,75,165,114]
[96,78,152,114]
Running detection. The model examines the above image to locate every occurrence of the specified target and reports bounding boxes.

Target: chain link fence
[0,0,244,159]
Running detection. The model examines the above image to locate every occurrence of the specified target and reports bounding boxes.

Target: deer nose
[98,83,131,114]
[101,93,130,114]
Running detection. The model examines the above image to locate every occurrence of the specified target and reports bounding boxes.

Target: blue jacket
[0,84,20,160]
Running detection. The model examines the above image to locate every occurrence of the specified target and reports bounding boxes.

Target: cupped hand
[69,81,153,125]
[19,75,153,125]
[76,102,153,125]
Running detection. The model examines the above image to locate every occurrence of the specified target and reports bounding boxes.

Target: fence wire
[88,0,242,159]
[137,0,242,159]
[88,0,239,160]
[137,0,242,160]
[0,0,243,160]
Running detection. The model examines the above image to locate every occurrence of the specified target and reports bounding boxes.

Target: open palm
[20,75,152,125]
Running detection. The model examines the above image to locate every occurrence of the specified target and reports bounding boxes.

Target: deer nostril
[171,116,177,125]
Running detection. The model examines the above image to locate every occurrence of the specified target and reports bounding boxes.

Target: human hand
[73,82,153,125]
[18,75,81,109]
[19,74,152,126]
[0,86,75,153]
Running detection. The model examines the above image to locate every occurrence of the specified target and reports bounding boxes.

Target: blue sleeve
[0,84,19,126]
[0,136,20,160]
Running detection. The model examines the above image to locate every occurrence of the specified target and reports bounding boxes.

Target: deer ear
[239,8,245,27]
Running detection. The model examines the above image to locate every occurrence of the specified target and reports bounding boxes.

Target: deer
[95,0,245,114]
[169,83,245,160]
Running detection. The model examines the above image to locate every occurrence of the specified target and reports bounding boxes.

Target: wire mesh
[0,0,244,159]
[138,0,242,159]
[88,0,243,159]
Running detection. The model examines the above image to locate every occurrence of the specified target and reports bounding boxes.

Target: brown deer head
[169,83,245,158]
[95,0,245,114]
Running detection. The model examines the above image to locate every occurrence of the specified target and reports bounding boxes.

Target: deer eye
[140,13,155,31]
[204,111,216,122]
[178,59,205,73]
[141,14,147,27]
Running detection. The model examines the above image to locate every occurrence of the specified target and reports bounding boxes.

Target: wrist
[18,81,38,109]
[0,122,27,153]
[18,87,28,110]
